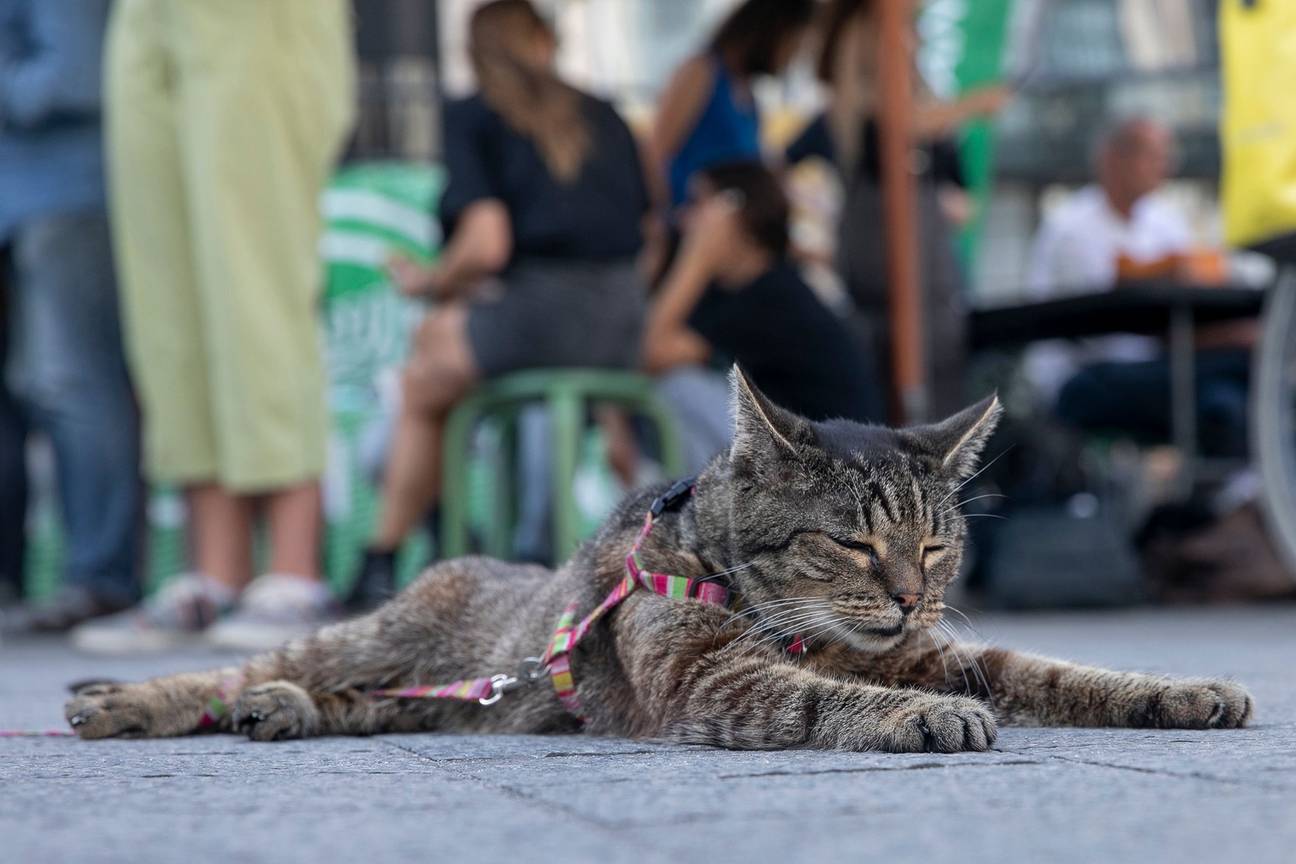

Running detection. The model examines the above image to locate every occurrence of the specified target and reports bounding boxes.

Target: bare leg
[371,306,478,551]
[371,405,445,549]
[188,483,254,591]
[596,406,639,487]
[264,479,322,578]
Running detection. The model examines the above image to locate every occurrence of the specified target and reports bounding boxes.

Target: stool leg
[484,413,516,559]
[549,387,584,562]
[439,401,477,560]
[641,398,686,479]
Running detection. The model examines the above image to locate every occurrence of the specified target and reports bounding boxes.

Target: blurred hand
[387,255,439,298]
[680,194,744,277]
[968,84,1013,117]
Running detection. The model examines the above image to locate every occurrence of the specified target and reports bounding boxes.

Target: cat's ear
[907,394,1002,480]
[729,365,810,463]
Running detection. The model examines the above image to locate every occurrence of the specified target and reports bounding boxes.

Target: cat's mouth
[861,624,903,638]
[832,617,907,652]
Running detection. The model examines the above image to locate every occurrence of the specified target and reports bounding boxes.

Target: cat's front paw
[1140,678,1253,729]
[65,683,152,739]
[876,694,998,753]
[232,681,320,741]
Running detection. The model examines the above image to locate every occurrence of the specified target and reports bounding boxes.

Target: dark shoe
[0,581,23,610]
[1,585,134,635]
[343,549,397,613]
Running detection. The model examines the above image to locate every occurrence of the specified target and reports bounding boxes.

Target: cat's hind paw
[1143,679,1253,729]
[232,681,321,741]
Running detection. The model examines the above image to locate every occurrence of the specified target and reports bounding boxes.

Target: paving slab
[2,607,1294,864]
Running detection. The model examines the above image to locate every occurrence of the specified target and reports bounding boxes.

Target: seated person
[644,161,885,466]
[1025,117,1249,459]
[348,0,649,607]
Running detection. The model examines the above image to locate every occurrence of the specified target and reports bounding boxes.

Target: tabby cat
[65,370,1252,750]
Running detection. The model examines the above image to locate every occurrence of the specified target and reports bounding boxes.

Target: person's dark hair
[816,0,875,84]
[697,161,790,257]
[709,0,816,76]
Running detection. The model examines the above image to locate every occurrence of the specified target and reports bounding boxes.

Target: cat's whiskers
[751,609,835,645]
[720,604,827,652]
[718,597,822,630]
[725,605,835,656]
[934,446,1012,508]
[746,615,837,655]
[844,617,874,646]
[699,561,754,583]
[935,492,1006,519]
[925,629,953,685]
[928,626,971,694]
[941,603,983,638]
[948,625,992,697]
[936,620,991,697]
[802,614,861,648]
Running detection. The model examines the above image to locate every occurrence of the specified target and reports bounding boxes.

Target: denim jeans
[1056,349,1252,460]
[5,210,141,604]
[656,366,734,475]
[0,250,26,596]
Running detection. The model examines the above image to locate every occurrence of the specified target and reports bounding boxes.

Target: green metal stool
[440,368,684,563]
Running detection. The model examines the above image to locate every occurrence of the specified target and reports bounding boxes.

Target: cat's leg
[614,606,997,752]
[65,668,247,739]
[65,616,417,741]
[66,562,497,741]
[674,658,996,752]
[901,641,1253,729]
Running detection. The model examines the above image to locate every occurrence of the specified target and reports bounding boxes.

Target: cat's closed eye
[829,536,878,557]
[921,545,948,568]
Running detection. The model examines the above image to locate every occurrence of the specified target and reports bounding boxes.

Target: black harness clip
[650,476,697,517]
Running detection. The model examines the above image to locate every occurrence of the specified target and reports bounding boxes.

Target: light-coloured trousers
[106,0,355,491]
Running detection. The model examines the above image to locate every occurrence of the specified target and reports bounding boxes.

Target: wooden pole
[876,0,927,423]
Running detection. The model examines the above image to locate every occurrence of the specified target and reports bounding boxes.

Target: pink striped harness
[371,478,808,722]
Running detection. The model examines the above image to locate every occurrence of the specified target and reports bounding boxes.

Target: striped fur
[66,370,1252,749]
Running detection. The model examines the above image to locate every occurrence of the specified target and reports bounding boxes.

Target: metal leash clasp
[478,674,520,706]
[477,657,548,706]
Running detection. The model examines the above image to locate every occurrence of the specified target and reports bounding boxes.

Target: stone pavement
[3,606,1294,864]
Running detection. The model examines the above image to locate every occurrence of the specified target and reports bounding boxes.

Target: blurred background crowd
[2,0,1295,654]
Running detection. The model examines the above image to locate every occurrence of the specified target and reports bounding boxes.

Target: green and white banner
[919,0,1016,265]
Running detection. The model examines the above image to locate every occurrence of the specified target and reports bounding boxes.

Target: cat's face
[722,369,1001,654]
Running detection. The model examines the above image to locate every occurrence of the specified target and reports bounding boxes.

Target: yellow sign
[1220,0,1296,248]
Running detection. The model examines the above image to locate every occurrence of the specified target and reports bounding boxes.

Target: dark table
[969,283,1267,494]
[969,284,1264,349]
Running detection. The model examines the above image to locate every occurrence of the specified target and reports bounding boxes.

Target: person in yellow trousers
[73,0,356,653]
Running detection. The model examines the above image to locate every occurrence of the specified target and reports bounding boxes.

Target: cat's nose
[892,593,920,614]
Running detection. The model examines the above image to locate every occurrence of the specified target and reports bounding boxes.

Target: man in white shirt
[1027,118,1191,296]
[1023,118,1249,459]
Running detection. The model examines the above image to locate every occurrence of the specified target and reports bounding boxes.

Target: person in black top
[350,0,649,606]
[644,161,884,459]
